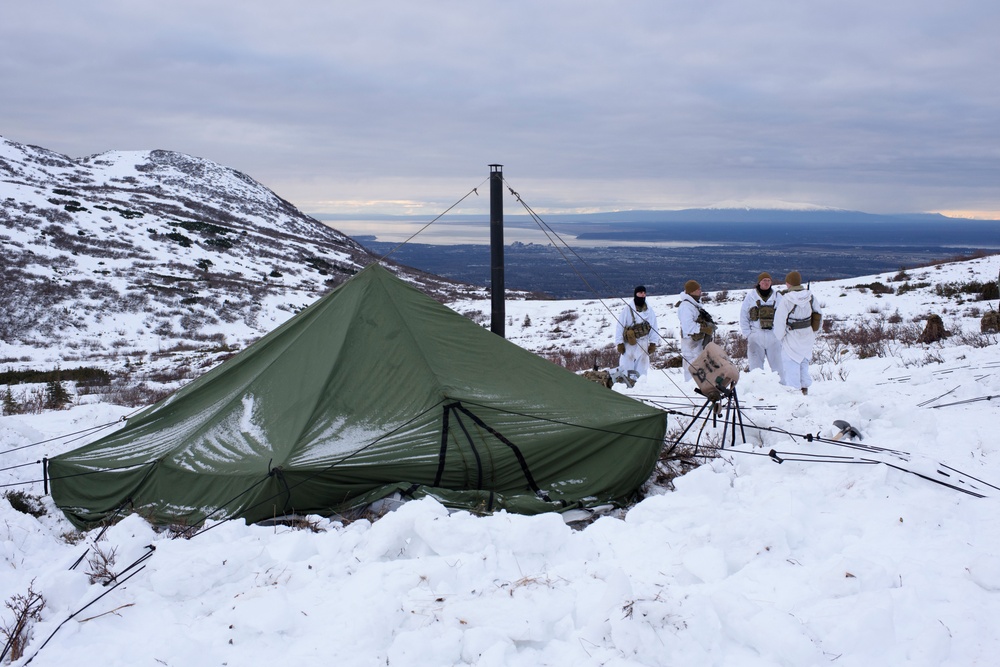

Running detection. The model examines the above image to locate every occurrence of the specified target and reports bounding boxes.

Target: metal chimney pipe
[489,164,505,337]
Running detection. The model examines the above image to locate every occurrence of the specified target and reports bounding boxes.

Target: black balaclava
[633,285,646,309]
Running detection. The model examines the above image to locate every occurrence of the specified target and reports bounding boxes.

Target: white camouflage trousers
[747,329,783,374]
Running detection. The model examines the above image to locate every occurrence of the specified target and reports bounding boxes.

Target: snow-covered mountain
[0,136,474,370]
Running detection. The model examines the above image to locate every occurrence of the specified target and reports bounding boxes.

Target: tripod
[668,384,746,455]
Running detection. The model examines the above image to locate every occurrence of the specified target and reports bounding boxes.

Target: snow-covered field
[2,254,999,666]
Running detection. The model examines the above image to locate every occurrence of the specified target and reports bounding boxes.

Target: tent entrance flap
[435,402,550,501]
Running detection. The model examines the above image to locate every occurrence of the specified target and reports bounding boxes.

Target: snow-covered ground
[2,254,999,666]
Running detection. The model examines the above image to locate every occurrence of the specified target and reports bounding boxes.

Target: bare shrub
[647,427,722,493]
[891,267,911,281]
[146,366,194,383]
[3,491,47,518]
[815,364,850,382]
[542,345,619,372]
[828,318,894,359]
[855,281,893,295]
[936,279,994,299]
[722,331,747,361]
[895,322,925,345]
[954,331,998,348]
[813,337,852,365]
[552,310,579,324]
[105,381,174,407]
[18,387,48,415]
[896,281,930,295]
[462,310,488,326]
[153,321,177,337]
[922,350,945,364]
[87,544,118,586]
[1,581,45,662]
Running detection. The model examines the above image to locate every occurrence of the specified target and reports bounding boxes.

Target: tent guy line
[505,177,699,401]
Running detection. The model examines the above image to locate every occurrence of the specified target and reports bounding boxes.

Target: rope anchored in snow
[662,401,999,499]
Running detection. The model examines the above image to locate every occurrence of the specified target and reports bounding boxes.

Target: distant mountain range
[318,208,1000,246]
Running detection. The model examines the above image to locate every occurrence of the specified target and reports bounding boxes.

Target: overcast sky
[4,1,999,218]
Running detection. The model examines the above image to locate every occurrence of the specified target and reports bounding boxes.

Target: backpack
[689,342,740,401]
[788,295,821,332]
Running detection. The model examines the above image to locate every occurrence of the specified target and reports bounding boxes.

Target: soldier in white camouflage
[739,272,783,375]
[678,280,717,382]
[774,270,823,395]
[615,285,658,378]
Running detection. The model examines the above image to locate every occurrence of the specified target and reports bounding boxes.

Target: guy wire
[372,180,488,264]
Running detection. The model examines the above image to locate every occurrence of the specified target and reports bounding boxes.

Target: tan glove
[699,322,716,336]
[647,343,656,354]
[616,343,626,355]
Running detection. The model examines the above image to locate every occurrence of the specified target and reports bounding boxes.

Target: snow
[0,136,373,369]
[3,254,1000,666]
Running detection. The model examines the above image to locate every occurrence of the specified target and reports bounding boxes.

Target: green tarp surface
[50,264,666,528]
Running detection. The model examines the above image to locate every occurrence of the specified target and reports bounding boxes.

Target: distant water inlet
[327,218,725,248]
[329,217,1000,298]
[358,245,997,300]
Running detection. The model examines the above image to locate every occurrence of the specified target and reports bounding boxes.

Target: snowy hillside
[2,253,999,666]
[0,136,471,373]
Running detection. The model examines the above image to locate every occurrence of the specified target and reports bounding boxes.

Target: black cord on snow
[880,360,1000,386]
[69,497,144,571]
[729,447,881,466]
[0,418,125,457]
[3,461,155,489]
[937,462,1000,493]
[0,460,41,473]
[917,385,960,408]
[928,394,999,409]
[22,549,155,665]
[662,398,1000,498]
[703,409,997,498]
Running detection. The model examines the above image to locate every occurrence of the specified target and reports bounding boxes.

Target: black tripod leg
[666,399,712,456]
[721,394,732,446]
[732,387,746,444]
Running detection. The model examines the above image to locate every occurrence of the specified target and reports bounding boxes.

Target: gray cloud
[3,0,999,216]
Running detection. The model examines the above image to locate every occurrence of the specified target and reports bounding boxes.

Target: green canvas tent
[50,264,666,528]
